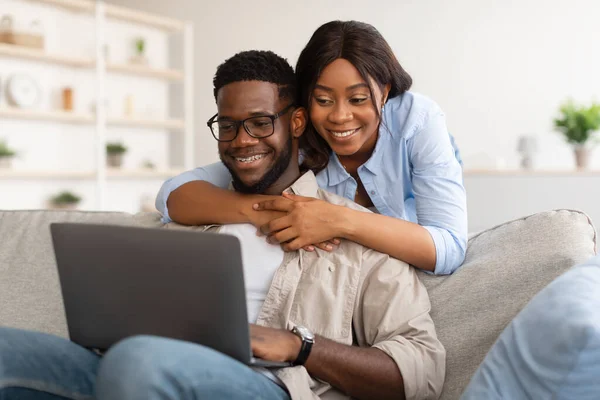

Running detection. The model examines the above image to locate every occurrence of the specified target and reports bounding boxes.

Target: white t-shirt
[219,223,284,323]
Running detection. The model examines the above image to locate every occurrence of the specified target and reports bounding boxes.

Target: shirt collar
[362,121,389,174]
[285,170,319,198]
[228,170,320,198]
[325,122,389,184]
[326,151,352,186]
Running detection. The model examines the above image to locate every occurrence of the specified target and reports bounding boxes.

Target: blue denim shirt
[156,92,467,274]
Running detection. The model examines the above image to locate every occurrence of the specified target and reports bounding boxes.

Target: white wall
[114,0,600,231]
[114,0,600,169]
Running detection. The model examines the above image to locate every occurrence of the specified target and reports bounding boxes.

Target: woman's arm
[168,180,263,226]
[406,107,468,274]
[255,195,437,270]
[157,162,281,227]
[340,209,437,271]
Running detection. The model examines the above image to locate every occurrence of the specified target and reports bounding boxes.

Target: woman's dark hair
[296,20,412,172]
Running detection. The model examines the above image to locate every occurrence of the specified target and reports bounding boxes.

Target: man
[95,50,445,400]
[0,51,444,400]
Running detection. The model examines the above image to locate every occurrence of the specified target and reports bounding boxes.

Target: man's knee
[96,335,277,400]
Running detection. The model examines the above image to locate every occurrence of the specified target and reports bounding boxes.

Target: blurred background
[1,0,599,232]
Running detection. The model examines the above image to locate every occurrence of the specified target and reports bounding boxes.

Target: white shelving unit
[0,0,194,212]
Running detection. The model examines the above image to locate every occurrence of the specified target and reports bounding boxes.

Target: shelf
[107,63,184,81]
[105,4,185,32]
[108,117,184,131]
[25,0,93,13]
[0,169,184,179]
[26,0,186,32]
[0,43,93,68]
[1,107,184,130]
[107,168,184,179]
[0,170,95,179]
[464,169,600,177]
[0,44,183,81]
[0,107,94,124]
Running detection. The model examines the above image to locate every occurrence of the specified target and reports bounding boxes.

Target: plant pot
[574,146,590,170]
[107,153,124,168]
[50,203,78,210]
[129,54,147,65]
[0,156,13,169]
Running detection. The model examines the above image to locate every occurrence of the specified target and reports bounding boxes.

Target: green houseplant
[0,140,16,169]
[131,37,147,65]
[553,100,600,169]
[50,191,81,210]
[106,142,127,168]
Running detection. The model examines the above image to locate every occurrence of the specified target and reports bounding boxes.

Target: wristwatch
[291,325,315,366]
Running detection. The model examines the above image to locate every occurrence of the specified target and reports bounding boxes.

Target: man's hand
[250,324,301,362]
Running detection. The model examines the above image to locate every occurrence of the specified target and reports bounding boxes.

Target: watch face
[295,325,315,341]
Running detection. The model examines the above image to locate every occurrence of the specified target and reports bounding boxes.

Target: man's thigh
[96,335,290,400]
[0,326,100,400]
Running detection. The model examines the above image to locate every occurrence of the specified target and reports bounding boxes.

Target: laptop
[50,222,290,369]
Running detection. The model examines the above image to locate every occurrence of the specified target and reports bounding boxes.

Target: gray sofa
[0,208,596,399]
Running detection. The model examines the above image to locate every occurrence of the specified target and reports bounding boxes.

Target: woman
[157,20,467,274]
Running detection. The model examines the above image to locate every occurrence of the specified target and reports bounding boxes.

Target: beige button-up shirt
[166,171,445,400]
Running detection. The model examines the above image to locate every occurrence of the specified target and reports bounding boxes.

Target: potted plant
[130,37,147,65]
[106,142,127,168]
[0,140,16,168]
[49,191,81,210]
[553,100,600,169]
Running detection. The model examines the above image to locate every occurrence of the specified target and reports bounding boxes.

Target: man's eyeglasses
[207,104,295,142]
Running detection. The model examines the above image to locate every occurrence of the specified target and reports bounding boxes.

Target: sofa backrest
[0,210,162,338]
[419,209,597,400]
[0,209,596,399]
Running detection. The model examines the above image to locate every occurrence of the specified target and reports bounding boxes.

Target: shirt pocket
[290,252,360,343]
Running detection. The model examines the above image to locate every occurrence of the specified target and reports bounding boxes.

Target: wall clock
[6,74,41,108]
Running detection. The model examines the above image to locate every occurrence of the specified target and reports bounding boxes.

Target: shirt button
[370,190,375,195]
[328,265,335,272]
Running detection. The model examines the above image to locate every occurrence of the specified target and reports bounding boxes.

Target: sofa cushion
[0,210,144,338]
[418,209,597,400]
[461,255,600,399]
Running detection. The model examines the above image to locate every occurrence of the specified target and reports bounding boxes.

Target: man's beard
[221,136,293,195]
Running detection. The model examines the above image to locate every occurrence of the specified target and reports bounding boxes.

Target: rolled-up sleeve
[155,162,232,223]
[355,250,446,400]
[408,108,468,275]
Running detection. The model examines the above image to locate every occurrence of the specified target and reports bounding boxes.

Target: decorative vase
[107,153,123,168]
[520,155,533,170]
[0,156,12,168]
[517,135,538,170]
[574,146,589,170]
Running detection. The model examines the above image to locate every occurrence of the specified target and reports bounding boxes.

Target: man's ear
[290,107,307,139]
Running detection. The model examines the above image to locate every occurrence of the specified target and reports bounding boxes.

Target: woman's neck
[338,132,378,175]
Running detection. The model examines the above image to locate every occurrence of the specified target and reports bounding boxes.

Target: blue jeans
[0,327,99,400]
[0,327,290,400]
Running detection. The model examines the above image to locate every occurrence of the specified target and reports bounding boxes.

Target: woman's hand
[253,193,343,252]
